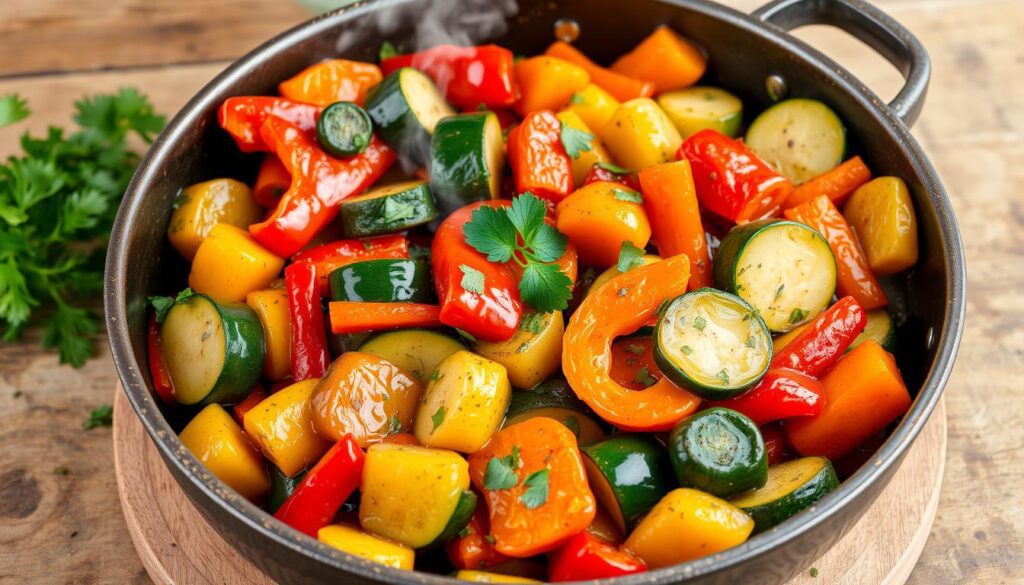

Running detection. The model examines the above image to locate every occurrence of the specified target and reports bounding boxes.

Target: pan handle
[752,0,930,127]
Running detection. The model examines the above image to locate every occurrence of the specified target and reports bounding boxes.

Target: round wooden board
[113,387,947,585]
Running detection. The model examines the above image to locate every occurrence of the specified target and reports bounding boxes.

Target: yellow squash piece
[567,84,621,133]
[588,254,661,294]
[456,571,542,583]
[357,329,465,385]
[243,378,331,477]
[359,444,470,548]
[473,312,564,389]
[245,289,291,381]
[179,404,269,502]
[555,110,611,186]
[189,223,285,302]
[843,176,919,275]
[414,350,511,453]
[624,488,754,567]
[318,524,414,570]
[599,98,683,172]
[168,178,262,261]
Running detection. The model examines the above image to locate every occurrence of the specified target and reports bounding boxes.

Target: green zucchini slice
[267,465,305,514]
[744,98,846,184]
[427,490,478,547]
[161,293,265,406]
[429,112,504,218]
[849,309,896,352]
[713,219,837,333]
[365,67,455,166]
[316,101,373,157]
[654,288,772,400]
[504,378,606,444]
[730,456,839,532]
[657,86,743,138]
[668,407,768,498]
[581,434,674,532]
[328,259,433,303]
[357,328,465,385]
[338,180,438,237]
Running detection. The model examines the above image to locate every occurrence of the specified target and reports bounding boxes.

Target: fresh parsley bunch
[0,90,165,366]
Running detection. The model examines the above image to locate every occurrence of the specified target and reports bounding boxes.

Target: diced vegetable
[359,443,472,548]
[507,110,574,203]
[472,311,564,389]
[168,178,261,261]
[611,26,706,92]
[414,350,511,453]
[328,301,443,334]
[545,42,655,102]
[275,435,364,536]
[381,44,519,110]
[328,259,433,303]
[285,262,330,381]
[365,67,455,167]
[600,98,682,171]
[705,368,824,426]
[730,456,839,532]
[242,378,331,477]
[245,289,291,382]
[430,112,505,217]
[668,408,768,497]
[771,296,866,376]
[555,181,651,267]
[179,404,269,502]
[566,84,620,133]
[638,160,712,289]
[188,223,284,302]
[318,523,414,570]
[745,99,846,184]
[316,101,373,157]
[842,176,919,275]
[358,329,465,385]
[555,110,611,186]
[337,180,438,237]
[589,254,661,296]
[279,59,382,107]
[850,308,896,352]
[446,505,511,570]
[581,434,674,532]
[548,531,647,581]
[311,352,423,446]
[514,56,590,116]
[217,96,319,152]
[658,86,743,138]
[503,378,606,444]
[291,234,409,295]
[783,155,872,209]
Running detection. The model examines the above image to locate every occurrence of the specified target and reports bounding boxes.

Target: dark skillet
[104,0,966,583]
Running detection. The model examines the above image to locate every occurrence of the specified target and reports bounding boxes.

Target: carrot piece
[328,302,442,334]
[783,156,873,209]
[610,27,707,93]
[785,340,911,461]
[638,160,711,289]
[784,195,887,309]
[545,42,655,102]
[253,155,291,207]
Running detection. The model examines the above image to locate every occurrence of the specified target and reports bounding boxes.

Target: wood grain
[0,0,1021,583]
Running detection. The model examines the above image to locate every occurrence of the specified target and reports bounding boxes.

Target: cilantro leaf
[519,469,550,509]
[83,403,113,430]
[693,316,707,332]
[483,447,521,490]
[562,416,581,437]
[716,369,730,385]
[0,94,30,128]
[528,223,567,263]
[634,366,658,388]
[43,302,99,368]
[617,241,646,273]
[431,405,446,431]
[560,122,594,159]
[507,192,547,245]
[463,205,517,263]
[149,296,175,324]
[613,188,643,204]
[389,415,402,433]
[379,41,400,61]
[568,93,585,105]
[625,344,646,355]
[597,161,632,174]
[519,312,545,334]
[789,308,808,324]
[520,262,573,312]
[459,264,485,295]
[680,345,694,355]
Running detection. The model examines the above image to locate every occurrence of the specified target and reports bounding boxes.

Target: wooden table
[0,0,1019,582]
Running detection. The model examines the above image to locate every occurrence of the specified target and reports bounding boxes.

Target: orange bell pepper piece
[468,418,596,557]
[514,56,590,116]
[545,42,654,102]
[253,154,291,207]
[638,160,712,289]
[608,336,660,390]
[786,340,911,461]
[784,195,888,309]
[507,111,575,203]
[328,301,442,334]
[278,59,383,107]
[562,254,701,431]
[610,26,707,93]
[783,156,873,209]
[446,504,512,570]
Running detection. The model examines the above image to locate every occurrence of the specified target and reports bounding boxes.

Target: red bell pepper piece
[583,163,642,192]
[506,110,574,203]
[291,235,409,296]
[678,129,793,222]
[759,423,793,465]
[771,296,867,377]
[146,314,174,404]
[432,201,523,342]
[249,116,396,257]
[273,435,365,537]
[706,369,824,425]
[328,301,443,334]
[381,45,519,110]
[285,262,330,381]
[445,504,511,570]
[549,532,647,581]
[231,384,267,426]
[253,154,291,207]
[217,97,319,153]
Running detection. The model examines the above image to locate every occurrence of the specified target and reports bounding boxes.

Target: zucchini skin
[199,295,266,405]
[668,407,768,498]
[582,434,674,531]
[316,101,372,157]
[427,490,478,547]
[338,181,438,237]
[266,465,305,514]
[734,457,839,532]
[505,378,600,422]
[429,112,499,217]
[328,259,433,303]
[364,69,434,166]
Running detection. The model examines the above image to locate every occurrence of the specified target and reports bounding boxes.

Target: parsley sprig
[463,194,573,312]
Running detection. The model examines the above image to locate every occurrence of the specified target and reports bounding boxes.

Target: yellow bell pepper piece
[600,98,683,172]
[624,488,754,567]
[179,404,269,502]
[245,289,291,381]
[842,176,919,275]
[168,178,262,261]
[318,524,414,570]
[473,311,564,389]
[567,84,620,134]
[555,110,611,186]
[242,378,330,477]
[189,223,284,302]
[414,351,511,452]
[588,254,661,295]
[359,444,470,548]
[456,571,542,583]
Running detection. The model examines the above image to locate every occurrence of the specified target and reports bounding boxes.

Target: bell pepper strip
[278,59,382,107]
[786,340,911,461]
[446,504,512,570]
[273,435,365,537]
[291,234,409,296]
[638,160,712,289]
[381,44,518,110]
[678,129,793,222]
[549,532,647,581]
[253,154,291,207]
[545,42,655,102]
[771,296,867,376]
[759,423,792,465]
[146,314,175,404]
[432,201,523,342]
[217,96,319,152]
[562,254,701,431]
[513,56,590,116]
[285,262,330,381]
[783,155,872,209]
[705,369,824,426]
[328,302,443,334]
[610,26,707,93]
[783,196,888,309]
[506,111,574,203]
[249,116,396,257]
[232,384,268,426]
[583,163,642,192]
[467,417,597,557]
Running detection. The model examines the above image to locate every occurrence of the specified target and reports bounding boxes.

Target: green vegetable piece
[668,407,768,498]
[317,101,373,157]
